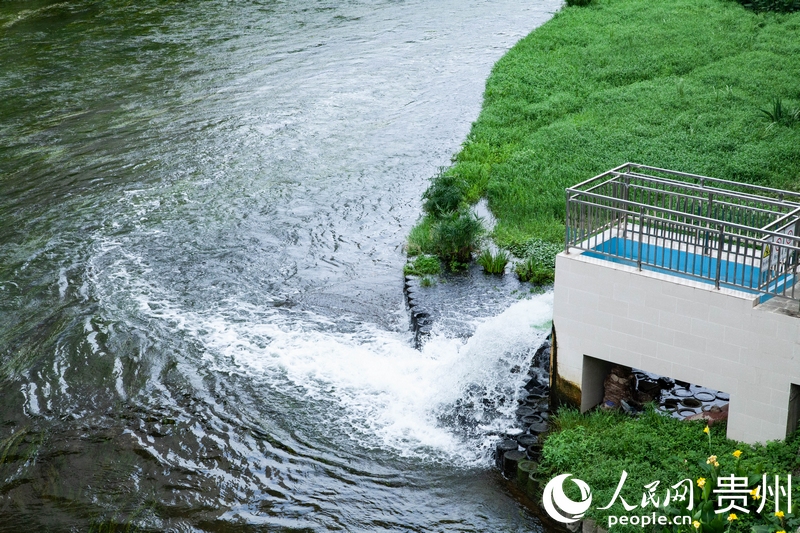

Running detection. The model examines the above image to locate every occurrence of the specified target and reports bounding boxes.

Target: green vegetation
[735,0,800,13]
[540,408,800,532]
[409,0,800,260]
[515,256,555,284]
[403,254,442,276]
[422,170,469,217]
[426,210,484,265]
[760,97,800,127]
[477,249,510,274]
[409,168,486,266]
[508,238,561,267]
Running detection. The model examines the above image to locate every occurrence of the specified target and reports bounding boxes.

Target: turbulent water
[0,0,561,530]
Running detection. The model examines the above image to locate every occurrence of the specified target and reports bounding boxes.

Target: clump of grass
[406,217,435,257]
[477,249,509,275]
[408,172,479,263]
[420,276,434,287]
[760,97,799,127]
[422,170,468,218]
[430,210,484,263]
[403,254,441,276]
[565,0,592,5]
[515,256,555,284]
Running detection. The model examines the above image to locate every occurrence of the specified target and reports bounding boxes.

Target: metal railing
[565,163,800,300]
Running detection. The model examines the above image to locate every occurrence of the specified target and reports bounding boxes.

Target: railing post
[715,226,724,290]
[622,178,630,242]
[704,193,714,255]
[637,206,645,271]
[565,190,571,254]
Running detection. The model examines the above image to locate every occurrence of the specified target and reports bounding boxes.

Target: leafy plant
[509,238,563,268]
[515,256,555,284]
[420,276,434,287]
[565,0,593,5]
[422,171,468,218]
[760,97,799,127]
[477,249,510,275]
[403,254,441,276]
[448,260,469,272]
[431,210,484,263]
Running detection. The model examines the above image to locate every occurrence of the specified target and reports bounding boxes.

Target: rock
[603,365,634,408]
[686,404,729,425]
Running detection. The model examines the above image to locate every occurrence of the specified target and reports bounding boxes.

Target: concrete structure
[551,164,800,444]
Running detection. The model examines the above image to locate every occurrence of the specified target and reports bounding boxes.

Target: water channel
[0,0,561,530]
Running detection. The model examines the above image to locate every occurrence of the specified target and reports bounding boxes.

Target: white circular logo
[542,474,593,523]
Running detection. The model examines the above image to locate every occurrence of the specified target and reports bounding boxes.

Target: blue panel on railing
[582,237,795,299]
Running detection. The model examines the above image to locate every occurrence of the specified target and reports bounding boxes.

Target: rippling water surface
[0,1,561,530]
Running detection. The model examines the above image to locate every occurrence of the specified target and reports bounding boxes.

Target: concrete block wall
[552,251,800,444]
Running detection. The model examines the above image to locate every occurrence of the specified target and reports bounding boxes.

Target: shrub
[515,256,555,284]
[431,210,484,263]
[477,249,510,275]
[422,171,468,218]
[403,254,441,276]
[508,238,563,268]
[565,0,592,5]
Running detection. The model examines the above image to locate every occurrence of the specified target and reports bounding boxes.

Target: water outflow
[0,0,560,530]
[109,275,554,464]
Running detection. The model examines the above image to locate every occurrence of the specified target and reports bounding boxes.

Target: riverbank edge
[406,0,800,267]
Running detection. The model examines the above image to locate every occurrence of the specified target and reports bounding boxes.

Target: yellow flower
[750,488,761,500]
[777,530,786,533]
[776,511,785,518]
[693,520,701,529]
[704,426,710,434]
[697,478,706,488]
[707,455,718,464]
[732,450,742,458]
[728,514,738,522]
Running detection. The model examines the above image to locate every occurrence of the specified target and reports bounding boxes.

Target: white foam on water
[150,296,550,464]
[91,244,553,465]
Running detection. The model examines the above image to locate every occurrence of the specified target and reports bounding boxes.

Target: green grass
[403,254,441,276]
[406,210,485,264]
[515,256,556,284]
[410,0,800,254]
[540,407,800,532]
[477,249,510,274]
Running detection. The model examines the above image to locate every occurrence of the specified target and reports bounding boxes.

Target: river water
[0,0,561,530]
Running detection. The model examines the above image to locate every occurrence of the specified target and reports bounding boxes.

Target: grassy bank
[409,0,800,257]
[540,408,800,532]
